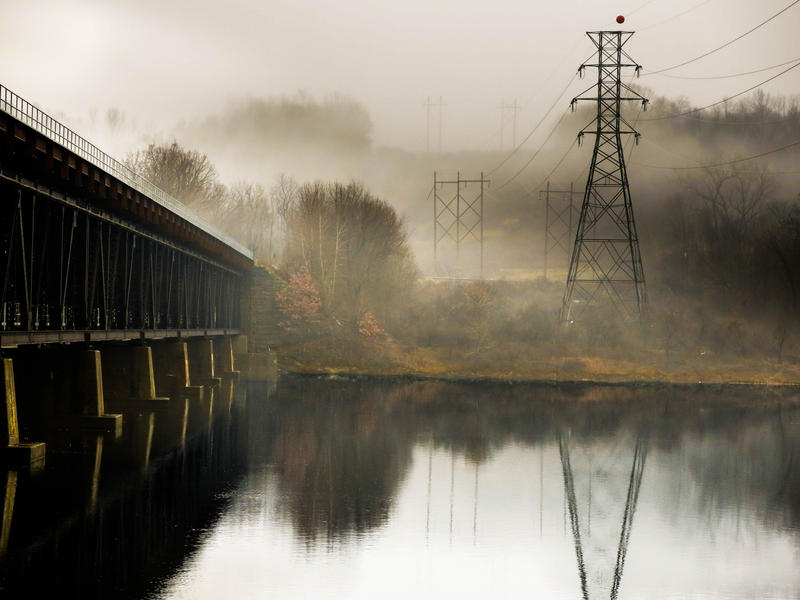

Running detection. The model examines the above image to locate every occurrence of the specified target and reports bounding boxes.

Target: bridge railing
[0,83,253,260]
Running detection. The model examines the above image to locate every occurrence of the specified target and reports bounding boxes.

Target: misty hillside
[101,87,799,282]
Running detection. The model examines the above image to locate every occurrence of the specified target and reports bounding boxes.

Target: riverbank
[275,337,800,388]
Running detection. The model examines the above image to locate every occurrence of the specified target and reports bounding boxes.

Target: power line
[633,125,800,173]
[494,109,571,191]
[473,44,588,151]
[638,0,715,31]
[529,138,578,197]
[531,106,645,197]
[628,0,659,16]
[646,0,800,74]
[647,56,800,80]
[642,59,800,121]
[488,74,577,175]
[642,108,800,125]
[634,139,800,170]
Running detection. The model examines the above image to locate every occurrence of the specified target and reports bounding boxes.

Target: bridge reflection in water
[1,378,799,599]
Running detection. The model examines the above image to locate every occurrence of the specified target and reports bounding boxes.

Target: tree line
[125,142,416,340]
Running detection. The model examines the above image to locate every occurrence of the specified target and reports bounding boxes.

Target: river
[1,376,799,599]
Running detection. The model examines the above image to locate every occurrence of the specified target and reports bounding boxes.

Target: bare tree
[125,141,223,210]
[269,174,298,261]
[283,182,417,332]
[219,182,273,259]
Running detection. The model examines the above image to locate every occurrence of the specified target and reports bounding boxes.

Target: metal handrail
[0,84,253,260]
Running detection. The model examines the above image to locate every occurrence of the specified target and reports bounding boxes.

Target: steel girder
[0,177,241,340]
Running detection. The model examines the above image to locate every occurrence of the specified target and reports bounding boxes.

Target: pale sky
[2,0,798,152]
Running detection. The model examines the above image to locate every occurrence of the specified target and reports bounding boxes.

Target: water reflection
[175,379,800,599]
[1,378,799,599]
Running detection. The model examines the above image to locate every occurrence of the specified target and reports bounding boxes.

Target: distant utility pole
[561,29,649,322]
[499,98,521,149]
[424,96,446,152]
[540,181,580,281]
[433,171,490,276]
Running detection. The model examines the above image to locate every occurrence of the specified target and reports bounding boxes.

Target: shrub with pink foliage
[358,312,384,340]
[276,266,322,334]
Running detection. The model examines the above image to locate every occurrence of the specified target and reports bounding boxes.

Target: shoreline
[283,366,800,391]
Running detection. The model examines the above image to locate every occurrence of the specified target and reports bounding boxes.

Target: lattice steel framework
[433,172,489,276]
[561,31,649,321]
[541,181,579,281]
[0,178,241,338]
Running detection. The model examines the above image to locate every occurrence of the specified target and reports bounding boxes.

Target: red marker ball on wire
[616,15,625,23]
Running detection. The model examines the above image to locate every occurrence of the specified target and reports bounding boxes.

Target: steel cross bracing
[433,171,489,276]
[0,177,241,343]
[561,31,649,322]
[559,433,647,600]
[0,84,252,259]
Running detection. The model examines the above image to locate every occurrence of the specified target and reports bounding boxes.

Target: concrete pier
[102,345,170,413]
[1,333,247,468]
[9,348,123,436]
[187,338,216,386]
[151,340,205,403]
[0,358,45,467]
[151,340,208,440]
[69,350,124,434]
[185,338,221,433]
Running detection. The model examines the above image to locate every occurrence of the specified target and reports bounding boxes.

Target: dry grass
[275,335,800,386]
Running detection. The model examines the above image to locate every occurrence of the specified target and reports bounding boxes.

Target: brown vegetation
[124,91,800,385]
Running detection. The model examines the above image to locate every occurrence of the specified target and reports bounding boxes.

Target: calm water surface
[2,377,799,599]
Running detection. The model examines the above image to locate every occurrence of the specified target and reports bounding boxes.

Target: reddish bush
[358,312,384,340]
[276,266,322,334]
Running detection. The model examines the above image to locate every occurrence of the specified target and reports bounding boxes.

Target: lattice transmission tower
[561,30,649,322]
[541,181,579,281]
[433,172,489,277]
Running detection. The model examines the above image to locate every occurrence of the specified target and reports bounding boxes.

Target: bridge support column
[75,351,124,435]
[150,340,203,445]
[9,348,122,437]
[150,341,204,403]
[187,338,219,429]
[187,338,220,389]
[215,337,239,414]
[102,345,170,413]
[0,358,45,467]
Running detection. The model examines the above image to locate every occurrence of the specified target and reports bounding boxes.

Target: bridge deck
[0,83,253,345]
[0,84,252,262]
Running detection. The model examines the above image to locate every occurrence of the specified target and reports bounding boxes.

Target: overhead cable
[489,74,577,175]
[638,0,715,31]
[474,44,586,151]
[645,0,800,74]
[648,56,800,79]
[493,110,571,191]
[634,139,800,169]
[642,59,800,121]
[628,0,659,16]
